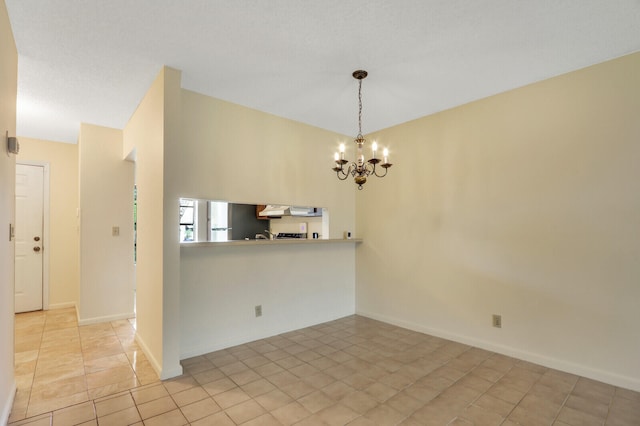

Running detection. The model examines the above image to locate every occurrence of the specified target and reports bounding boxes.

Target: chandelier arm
[363,162,375,176]
[372,166,389,178]
[350,163,361,178]
[338,163,356,179]
[354,166,367,178]
[336,171,349,181]
[335,163,353,180]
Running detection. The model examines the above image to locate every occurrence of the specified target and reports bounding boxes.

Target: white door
[15,164,44,313]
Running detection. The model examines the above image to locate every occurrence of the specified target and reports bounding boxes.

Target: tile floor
[10,307,159,423]
[10,310,640,425]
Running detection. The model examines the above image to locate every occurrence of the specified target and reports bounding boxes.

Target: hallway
[10,307,158,423]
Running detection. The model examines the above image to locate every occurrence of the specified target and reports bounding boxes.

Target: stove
[276,233,307,239]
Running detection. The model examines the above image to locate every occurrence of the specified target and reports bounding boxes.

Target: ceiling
[6,1,640,144]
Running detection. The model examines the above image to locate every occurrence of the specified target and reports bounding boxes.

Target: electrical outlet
[492,314,502,328]
[255,305,262,317]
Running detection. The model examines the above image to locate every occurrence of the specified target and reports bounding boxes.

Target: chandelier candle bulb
[372,141,378,158]
[383,148,389,164]
[334,152,339,162]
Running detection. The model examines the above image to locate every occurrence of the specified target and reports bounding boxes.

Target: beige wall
[161,67,183,378]
[78,124,134,324]
[178,89,355,235]
[181,243,356,358]
[123,67,176,378]
[356,52,640,391]
[125,68,358,379]
[177,90,357,359]
[18,138,79,308]
[0,0,17,422]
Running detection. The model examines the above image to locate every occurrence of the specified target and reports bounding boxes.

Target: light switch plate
[112,226,120,236]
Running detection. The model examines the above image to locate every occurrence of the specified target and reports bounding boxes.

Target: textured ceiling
[6,1,640,143]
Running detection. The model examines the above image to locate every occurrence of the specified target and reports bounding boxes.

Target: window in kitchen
[209,201,229,242]
[179,198,195,242]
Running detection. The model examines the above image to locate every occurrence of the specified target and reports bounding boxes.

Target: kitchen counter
[181,238,362,248]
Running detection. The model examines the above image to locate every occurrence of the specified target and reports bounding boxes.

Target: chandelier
[332,70,392,190]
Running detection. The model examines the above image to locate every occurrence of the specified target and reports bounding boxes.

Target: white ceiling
[6,1,640,144]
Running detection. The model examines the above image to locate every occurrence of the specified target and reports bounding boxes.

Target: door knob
[34,236,40,241]
[33,246,41,252]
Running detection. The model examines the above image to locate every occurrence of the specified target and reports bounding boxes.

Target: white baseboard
[1,381,16,426]
[180,330,270,361]
[180,312,354,361]
[77,311,135,326]
[48,302,76,310]
[357,310,640,393]
[134,333,162,376]
[160,365,185,381]
[135,333,183,380]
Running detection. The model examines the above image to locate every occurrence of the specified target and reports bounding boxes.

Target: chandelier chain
[358,78,363,135]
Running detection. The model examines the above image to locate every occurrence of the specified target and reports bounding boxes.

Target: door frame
[16,161,50,311]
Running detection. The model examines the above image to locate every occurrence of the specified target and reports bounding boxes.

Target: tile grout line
[605,385,616,423]
[498,363,536,426]
[399,342,469,424]
[78,314,90,417]
[23,312,46,421]
[551,377,579,425]
[446,350,515,425]
[130,388,144,425]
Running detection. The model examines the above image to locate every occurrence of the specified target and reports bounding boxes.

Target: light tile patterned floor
[10,310,640,425]
[10,307,159,423]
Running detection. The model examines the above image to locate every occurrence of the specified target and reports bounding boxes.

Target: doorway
[15,162,50,313]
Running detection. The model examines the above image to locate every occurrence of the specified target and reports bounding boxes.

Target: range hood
[258,205,318,217]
